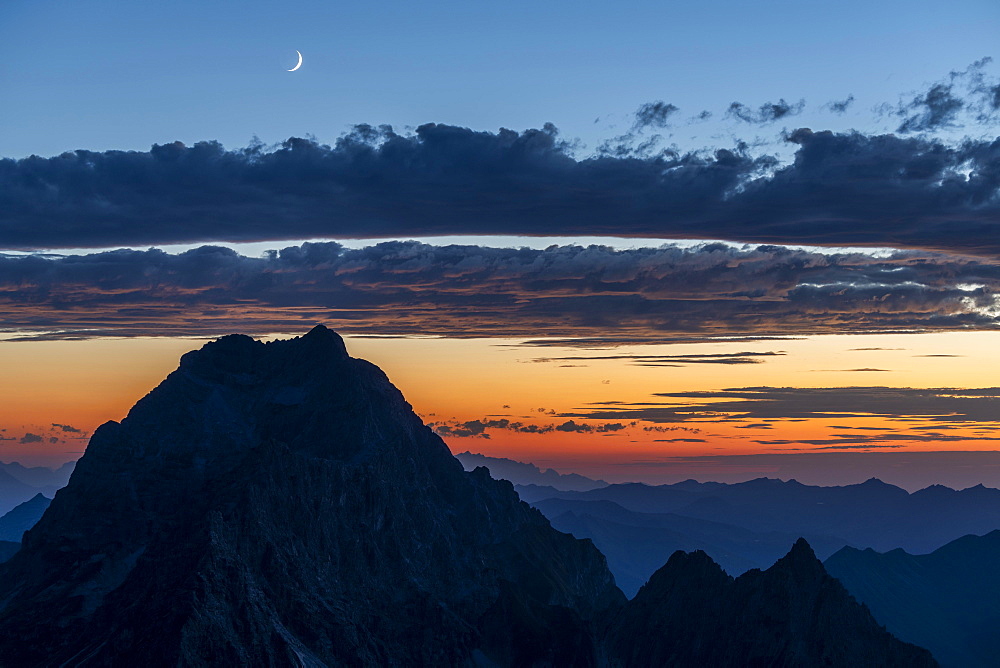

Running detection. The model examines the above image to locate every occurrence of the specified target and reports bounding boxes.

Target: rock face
[0,326,623,666]
[604,538,937,667]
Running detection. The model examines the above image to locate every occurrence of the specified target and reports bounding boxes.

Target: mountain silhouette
[516,475,1000,559]
[0,493,50,543]
[0,326,622,666]
[605,538,936,667]
[826,530,1000,667]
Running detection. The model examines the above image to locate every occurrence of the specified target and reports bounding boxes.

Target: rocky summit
[0,326,622,667]
[604,538,936,667]
[0,326,937,667]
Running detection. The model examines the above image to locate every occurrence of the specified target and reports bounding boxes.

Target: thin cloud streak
[1,240,998,340]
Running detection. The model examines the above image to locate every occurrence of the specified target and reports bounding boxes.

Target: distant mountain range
[0,327,933,666]
[506,474,1000,598]
[827,530,1000,668]
[0,461,72,516]
[455,451,608,491]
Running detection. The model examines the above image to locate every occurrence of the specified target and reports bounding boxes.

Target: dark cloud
[1,240,998,340]
[19,433,43,444]
[652,438,708,443]
[897,83,964,133]
[895,57,1000,131]
[825,96,855,114]
[727,99,805,124]
[2,123,1000,255]
[51,423,83,433]
[633,101,680,129]
[567,386,1000,425]
[531,351,784,366]
[431,417,630,438]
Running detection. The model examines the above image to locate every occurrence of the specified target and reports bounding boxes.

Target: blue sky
[2,0,998,158]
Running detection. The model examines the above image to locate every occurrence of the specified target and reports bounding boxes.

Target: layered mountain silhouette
[0,492,50,543]
[0,327,934,666]
[605,539,935,667]
[826,530,1000,668]
[515,476,1000,595]
[534,496,845,598]
[0,461,71,518]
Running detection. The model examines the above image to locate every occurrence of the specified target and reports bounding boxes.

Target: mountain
[455,451,607,491]
[535,497,845,597]
[0,461,75,489]
[0,493,50,542]
[604,539,936,667]
[0,326,623,666]
[0,469,47,517]
[517,476,1000,554]
[826,530,1000,668]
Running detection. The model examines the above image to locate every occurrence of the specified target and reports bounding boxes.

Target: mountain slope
[605,539,937,667]
[0,493,50,542]
[826,530,1000,668]
[0,326,623,667]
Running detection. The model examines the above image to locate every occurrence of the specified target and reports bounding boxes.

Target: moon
[287,51,303,72]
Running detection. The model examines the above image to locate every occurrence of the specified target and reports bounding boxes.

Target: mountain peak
[0,327,623,666]
[299,323,349,357]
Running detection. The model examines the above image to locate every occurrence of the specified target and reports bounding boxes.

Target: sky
[1,0,999,488]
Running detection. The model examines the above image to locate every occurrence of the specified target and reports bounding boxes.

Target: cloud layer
[1,240,998,339]
[2,122,999,254]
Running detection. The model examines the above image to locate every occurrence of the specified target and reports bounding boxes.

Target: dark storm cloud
[19,433,43,444]
[1,240,998,340]
[566,386,1000,425]
[727,99,805,124]
[3,121,1000,255]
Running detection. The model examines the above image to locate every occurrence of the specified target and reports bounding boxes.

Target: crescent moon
[288,51,303,72]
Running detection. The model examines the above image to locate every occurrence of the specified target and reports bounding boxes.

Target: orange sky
[1,330,998,481]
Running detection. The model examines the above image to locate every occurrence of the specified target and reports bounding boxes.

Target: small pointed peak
[779,537,821,568]
[29,493,49,502]
[791,537,815,556]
